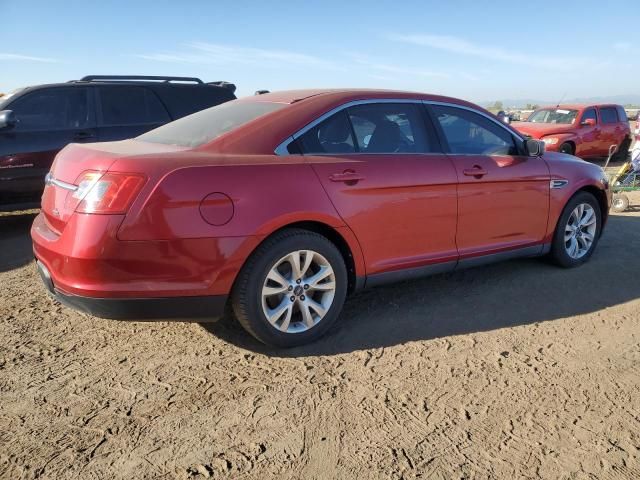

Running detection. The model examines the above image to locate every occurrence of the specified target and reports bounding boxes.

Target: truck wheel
[611,194,629,213]
[559,142,574,155]
[613,137,631,161]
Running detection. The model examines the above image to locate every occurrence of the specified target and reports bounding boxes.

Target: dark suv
[0,75,236,211]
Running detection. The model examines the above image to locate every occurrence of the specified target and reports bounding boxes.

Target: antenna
[556,92,567,107]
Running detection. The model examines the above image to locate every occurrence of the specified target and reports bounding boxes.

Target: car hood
[512,121,576,138]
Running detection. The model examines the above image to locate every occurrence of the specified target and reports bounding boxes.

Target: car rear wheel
[550,192,601,268]
[559,142,574,155]
[231,229,347,347]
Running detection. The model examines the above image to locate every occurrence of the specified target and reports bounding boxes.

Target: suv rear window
[137,101,285,147]
[600,107,619,124]
[99,86,170,126]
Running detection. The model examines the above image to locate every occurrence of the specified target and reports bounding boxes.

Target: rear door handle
[74,131,96,141]
[463,166,488,178]
[329,170,365,184]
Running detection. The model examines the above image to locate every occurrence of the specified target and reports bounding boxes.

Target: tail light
[69,171,146,214]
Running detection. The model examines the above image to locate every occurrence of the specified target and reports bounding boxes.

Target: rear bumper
[37,259,226,321]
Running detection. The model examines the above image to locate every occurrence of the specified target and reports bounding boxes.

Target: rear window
[137,100,285,147]
[600,107,619,124]
[99,86,170,126]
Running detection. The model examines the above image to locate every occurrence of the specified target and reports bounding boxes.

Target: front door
[576,107,601,157]
[428,104,550,259]
[297,102,458,276]
[0,87,95,206]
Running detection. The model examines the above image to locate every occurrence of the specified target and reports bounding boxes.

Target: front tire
[550,192,602,268]
[231,229,347,347]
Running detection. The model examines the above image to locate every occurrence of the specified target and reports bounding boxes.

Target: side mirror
[525,138,545,157]
[581,118,596,127]
[0,110,16,129]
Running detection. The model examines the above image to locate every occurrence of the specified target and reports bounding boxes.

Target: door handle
[74,131,95,141]
[463,166,488,178]
[329,170,365,184]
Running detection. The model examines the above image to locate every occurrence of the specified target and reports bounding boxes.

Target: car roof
[538,103,622,110]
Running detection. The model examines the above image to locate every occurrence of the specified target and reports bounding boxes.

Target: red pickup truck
[512,104,631,160]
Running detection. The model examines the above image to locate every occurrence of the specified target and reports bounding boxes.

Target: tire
[559,142,574,155]
[550,191,602,268]
[613,137,631,162]
[611,193,629,213]
[231,228,348,347]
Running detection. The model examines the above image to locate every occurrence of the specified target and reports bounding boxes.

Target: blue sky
[0,0,637,104]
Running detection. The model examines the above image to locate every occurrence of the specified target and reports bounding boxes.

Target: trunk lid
[41,140,185,233]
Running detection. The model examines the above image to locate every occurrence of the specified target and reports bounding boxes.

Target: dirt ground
[1,194,640,480]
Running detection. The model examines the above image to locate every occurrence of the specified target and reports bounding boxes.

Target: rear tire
[611,193,629,213]
[613,137,631,162]
[558,142,574,155]
[550,191,602,268]
[231,229,347,348]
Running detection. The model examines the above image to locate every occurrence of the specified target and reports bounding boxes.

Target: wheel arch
[236,220,365,295]
[577,185,609,227]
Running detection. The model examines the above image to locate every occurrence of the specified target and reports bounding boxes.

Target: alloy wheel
[261,250,336,333]
[564,203,597,259]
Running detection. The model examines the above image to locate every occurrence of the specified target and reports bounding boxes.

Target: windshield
[138,100,286,147]
[527,108,579,125]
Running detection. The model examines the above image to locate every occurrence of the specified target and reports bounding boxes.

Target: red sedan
[32,90,611,347]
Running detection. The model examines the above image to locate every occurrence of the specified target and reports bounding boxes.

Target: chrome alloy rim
[261,250,336,333]
[564,203,597,259]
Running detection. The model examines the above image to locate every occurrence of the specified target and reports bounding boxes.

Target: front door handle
[463,166,488,178]
[329,170,365,184]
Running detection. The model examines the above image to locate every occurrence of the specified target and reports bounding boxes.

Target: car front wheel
[232,229,347,347]
[550,192,602,268]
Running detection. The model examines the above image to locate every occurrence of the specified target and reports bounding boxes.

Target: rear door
[598,106,620,155]
[96,86,171,141]
[0,87,95,205]
[577,107,600,157]
[301,102,459,276]
[428,103,550,259]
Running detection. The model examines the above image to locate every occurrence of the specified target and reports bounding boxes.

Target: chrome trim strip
[550,179,569,189]
[45,172,77,192]
[274,98,525,155]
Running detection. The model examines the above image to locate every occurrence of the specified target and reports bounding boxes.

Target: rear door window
[98,86,170,126]
[430,105,518,156]
[346,103,433,153]
[599,107,619,124]
[297,111,356,154]
[9,88,91,131]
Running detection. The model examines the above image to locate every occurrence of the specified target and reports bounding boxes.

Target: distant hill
[481,95,640,109]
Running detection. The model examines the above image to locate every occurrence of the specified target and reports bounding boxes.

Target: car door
[597,106,619,155]
[96,86,171,141]
[0,87,95,205]
[576,107,600,157]
[298,102,458,278]
[428,103,550,260]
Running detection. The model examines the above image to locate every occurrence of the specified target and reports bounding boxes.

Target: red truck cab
[512,104,631,160]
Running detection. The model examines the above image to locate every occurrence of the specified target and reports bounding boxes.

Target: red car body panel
[31,89,611,320]
[512,104,630,158]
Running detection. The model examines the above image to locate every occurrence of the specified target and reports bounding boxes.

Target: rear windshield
[137,100,286,147]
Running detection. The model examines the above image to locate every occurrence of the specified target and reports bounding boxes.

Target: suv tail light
[70,171,146,214]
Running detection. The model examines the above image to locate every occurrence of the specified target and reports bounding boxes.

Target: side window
[581,108,597,124]
[600,107,618,124]
[99,86,170,126]
[430,105,518,156]
[346,103,432,153]
[616,106,629,122]
[10,88,90,131]
[297,111,356,154]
